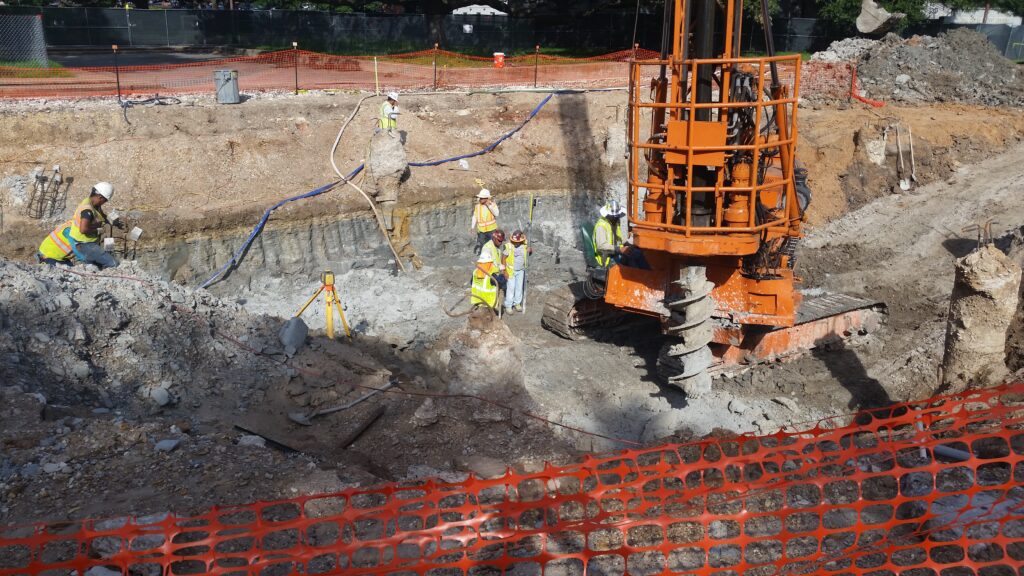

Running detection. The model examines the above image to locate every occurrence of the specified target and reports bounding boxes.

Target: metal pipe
[679,0,693,117]
[732,0,744,57]
[692,0,715,122]
[759,0,780,88]
[658,0,673,81]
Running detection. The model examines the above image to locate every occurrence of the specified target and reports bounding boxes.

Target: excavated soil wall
[4,93,1024,269]
[134,187,607,288]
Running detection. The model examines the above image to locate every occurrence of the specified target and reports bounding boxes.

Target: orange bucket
[493,52,505,68]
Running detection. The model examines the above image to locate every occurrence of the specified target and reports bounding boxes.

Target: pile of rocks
[811,37,878,63]
[0,260,288,416]
[856,29,1024,106]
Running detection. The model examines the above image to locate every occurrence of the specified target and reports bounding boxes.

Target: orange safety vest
[475,203,497,233]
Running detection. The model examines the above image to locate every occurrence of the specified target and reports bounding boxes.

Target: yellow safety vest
[379,102,397,130]
[38,224,75,261]
[503,242,527,276]
[475,203,497,233]
[471,262,498,308]
[593,217,623,268]
[68,198,106,243]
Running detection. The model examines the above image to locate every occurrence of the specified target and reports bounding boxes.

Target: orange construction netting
[0,48,862,102]
[1,383,1020,575]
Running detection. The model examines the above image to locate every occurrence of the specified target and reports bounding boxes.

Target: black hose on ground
[119,95,182,125]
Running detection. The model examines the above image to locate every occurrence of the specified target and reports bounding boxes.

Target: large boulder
[856,0,905,35]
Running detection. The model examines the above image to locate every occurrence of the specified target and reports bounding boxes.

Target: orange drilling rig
[542,0,882,395]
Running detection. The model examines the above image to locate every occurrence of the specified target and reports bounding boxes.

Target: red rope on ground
[850,63,885,108]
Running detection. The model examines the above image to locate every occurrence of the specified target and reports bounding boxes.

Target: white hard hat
[600,199,625,217]
[476,188,491,199]
[387,91,399,101]
[92,182,114,200]
[477,251,494,263]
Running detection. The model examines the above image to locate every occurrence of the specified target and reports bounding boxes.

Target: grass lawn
[0,60,73,78]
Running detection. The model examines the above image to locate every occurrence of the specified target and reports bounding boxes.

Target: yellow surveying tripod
[294,271,352,340]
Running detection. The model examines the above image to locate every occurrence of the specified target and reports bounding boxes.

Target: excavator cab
[543,0,884,395]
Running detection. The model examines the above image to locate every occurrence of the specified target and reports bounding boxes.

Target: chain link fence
[0,14,48,65]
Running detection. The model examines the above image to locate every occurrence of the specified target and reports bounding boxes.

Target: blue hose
[199,169,360,288]
[199,92,564,289]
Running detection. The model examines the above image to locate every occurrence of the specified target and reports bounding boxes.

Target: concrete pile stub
[444,308,527,405]
[941,244,1021,394]
[363,132,409,231]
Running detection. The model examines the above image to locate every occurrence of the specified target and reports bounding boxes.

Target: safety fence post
[85,10,93,46]
[374,56,379,95]
[125,4,133,47]
[292,40,299,94]
[534,44,540,88]
[112,44,122,101]
[433,43,439,90]
[848,61,855,104]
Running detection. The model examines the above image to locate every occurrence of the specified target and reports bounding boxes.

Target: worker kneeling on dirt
[470,188,499,253]
[37,182,122,269]
[594,200,648,270]
[471,251,502,310]
[503,230,531,312]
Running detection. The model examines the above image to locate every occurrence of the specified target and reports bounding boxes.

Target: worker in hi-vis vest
[471,250,500,310]
[37,182,121,269]
[593,199,649,270]
[378,92,399,133]
[470,188,499,253]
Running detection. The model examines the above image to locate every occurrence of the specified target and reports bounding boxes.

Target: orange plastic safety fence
[0,49,861,101]
[1,384,1021,576]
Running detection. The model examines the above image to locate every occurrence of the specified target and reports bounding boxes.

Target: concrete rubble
[811,37,877,63]
[856,29,1024,106]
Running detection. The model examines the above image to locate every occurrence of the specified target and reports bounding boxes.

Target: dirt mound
[857,29,1024,106]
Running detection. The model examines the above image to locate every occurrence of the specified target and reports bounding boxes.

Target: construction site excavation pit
[4,82,1024,525]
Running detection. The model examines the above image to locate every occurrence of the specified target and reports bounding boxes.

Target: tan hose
[330,95,407,273]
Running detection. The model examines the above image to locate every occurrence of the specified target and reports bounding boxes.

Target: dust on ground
[3,87,1024,527]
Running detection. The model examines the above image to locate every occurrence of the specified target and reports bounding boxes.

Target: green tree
[996,0,1024,15]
